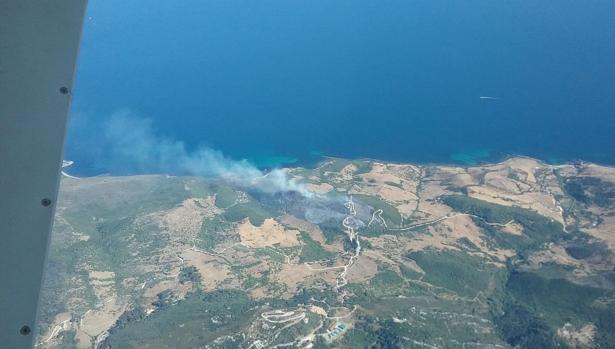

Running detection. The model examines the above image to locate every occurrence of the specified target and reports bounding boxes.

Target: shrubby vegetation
[494,270,615,348]
[337,316,407,348]
[107,307,147,335]
[495,299,561,348]
[442,196,615,346]
[222,201,274,226]
[178,266,202,285]
[407,249,504,297]
[199,216,233,249]
[212,184,239,208]
[355,195,401,227]
[318,219,345,244]
[370,269,404,289]
[312,335,331,349]
[298,232,335,263]
[507,271,610,326]
[41,164,615,348]
[399,264,422,280]
[564,177,615,207]
[104,289,255,348]
[443,195,566,258]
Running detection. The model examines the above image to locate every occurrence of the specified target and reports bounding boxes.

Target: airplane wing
[0,1,87,347]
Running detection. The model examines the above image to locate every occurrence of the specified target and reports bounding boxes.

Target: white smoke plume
[68,110,312,196]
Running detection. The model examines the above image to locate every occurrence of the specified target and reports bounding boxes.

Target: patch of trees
[179,265,202,285]
[495,300,562,348]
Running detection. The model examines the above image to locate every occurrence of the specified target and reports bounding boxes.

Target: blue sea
[66,0,615,175]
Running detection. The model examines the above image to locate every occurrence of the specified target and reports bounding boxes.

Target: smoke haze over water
[66,111,311,196]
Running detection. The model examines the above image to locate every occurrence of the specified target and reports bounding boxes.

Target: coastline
[63,153,614,180]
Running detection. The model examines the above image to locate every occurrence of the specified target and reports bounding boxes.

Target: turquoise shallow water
[66,0,615,175]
